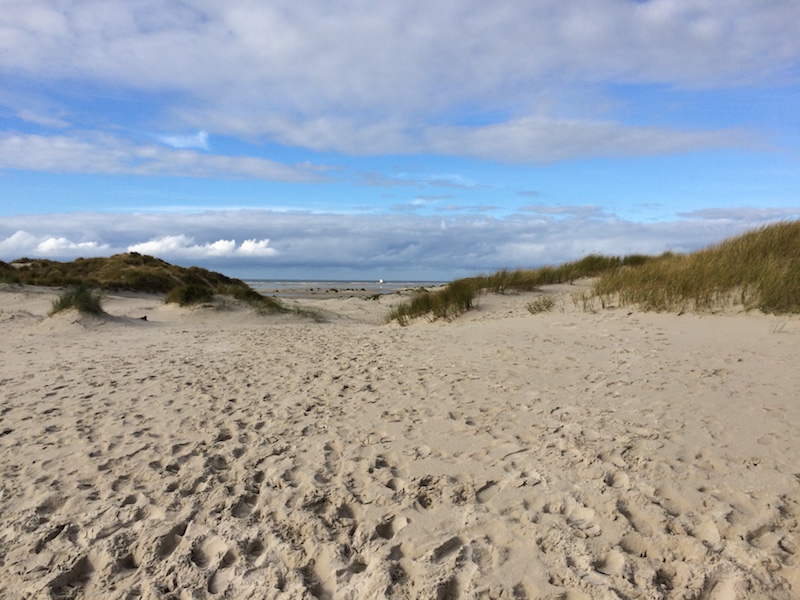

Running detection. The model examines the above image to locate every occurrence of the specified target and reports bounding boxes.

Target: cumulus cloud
[0,231,38,255]
[0,208,792,279]
[127,235,277,260]
[0,132,329,182]
[239,239,277,256]
[36,237,110,254]
[0,230,110,257]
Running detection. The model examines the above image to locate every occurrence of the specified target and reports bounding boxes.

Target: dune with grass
[1,223,799,599]
[387,221,800,324]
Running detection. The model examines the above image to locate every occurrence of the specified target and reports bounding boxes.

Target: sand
[1,282,798,599]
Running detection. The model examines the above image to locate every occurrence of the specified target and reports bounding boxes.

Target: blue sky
[1,1,799,280]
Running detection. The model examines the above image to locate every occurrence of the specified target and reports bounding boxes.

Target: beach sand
[1,283,798,599]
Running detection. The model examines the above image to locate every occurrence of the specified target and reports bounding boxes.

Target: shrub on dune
[164,284,215,307]
[49,284,105,316]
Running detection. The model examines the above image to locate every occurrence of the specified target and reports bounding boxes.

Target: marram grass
[49,284,104,316]
[164,283,215,306]
[592,221,800,314]
[386,254,644,324]
[387,221,800,324]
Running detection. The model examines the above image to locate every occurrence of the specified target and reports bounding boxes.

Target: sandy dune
[1,283,798,599]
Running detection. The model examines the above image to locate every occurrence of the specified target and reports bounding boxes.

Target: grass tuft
[164,284,215,307]
[386,280,476,325]
[592,221,800,313]
[527,296,555,314]
[386,253,646,324]
[49,284,104,316]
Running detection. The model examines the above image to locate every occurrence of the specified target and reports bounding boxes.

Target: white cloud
[127,235,195,255]
[239,239,277,256]
[678,207,800,221]
[16,109,70,129]
[6,1,797,101]
[1,208,793,279]
[521,205,611,218]
[425,118,750,163]
[0,132,329,182]
[229,114,750,161]
[188,108,756,162]
[1,1,795,162]
[204,239,237,256]
[0,230,38,256]
[36,237,110,254]
[127,235,277,260]
[0,230,110,257]
[158,131,209,150]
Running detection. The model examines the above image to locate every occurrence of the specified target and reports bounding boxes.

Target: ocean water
[244,279,445,296]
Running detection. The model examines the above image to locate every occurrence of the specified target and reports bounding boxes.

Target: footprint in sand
[605,470,630,490]
[232,494,258,519]
[700,573,743,600]
[594,549,625,576]
[208,549,239,595]
[323,441,342,477]
[117,548,140,571]
[691,518,722,550]
[476,481,500,504]
[34,523,68,554]
[655,562,691,592]
[653,484,694,518]
[618,498,663,537]
[375,515,408,541]
[244,538,267,567]
[431,536,464,563]
[48,555,94,597]
[157,521,189,559]
[191,536,228,569]
[564,501,601,537]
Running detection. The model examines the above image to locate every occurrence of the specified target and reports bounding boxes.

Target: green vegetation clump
[386,254,648,324]
[3,252,296,315]
[0,260,21,284]
[527,296,555,314]
[49,284,104,316]
[386,279,475,325]
[592,221,800,313]
[5,253,244,294]
[215,284,290,314]
[164,284,215,306]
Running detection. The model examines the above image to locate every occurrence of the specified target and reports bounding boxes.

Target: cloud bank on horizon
[4,208,800,281]
[1,0,798,279]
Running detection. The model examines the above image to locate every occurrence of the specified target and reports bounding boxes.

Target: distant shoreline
[244,279,445,299]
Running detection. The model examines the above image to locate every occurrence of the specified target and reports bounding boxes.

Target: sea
[243,279,446,297]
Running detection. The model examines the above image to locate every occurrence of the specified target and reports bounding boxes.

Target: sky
[1,0,799,281]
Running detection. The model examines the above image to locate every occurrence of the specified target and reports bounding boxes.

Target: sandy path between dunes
[0,284,799,599]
